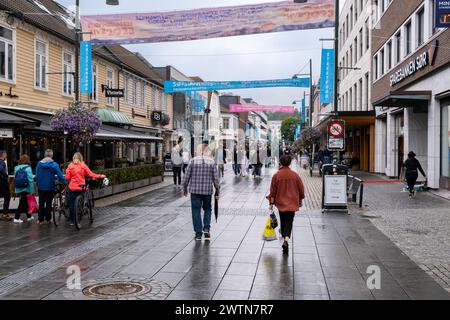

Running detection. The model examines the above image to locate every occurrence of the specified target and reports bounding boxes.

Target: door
[397,135,404,179]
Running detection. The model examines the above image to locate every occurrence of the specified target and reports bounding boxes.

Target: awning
[316,111,376,128]
[373,91,431,108]
[95,124,163,141]
[94,108,132,125]
[0,109,41,126]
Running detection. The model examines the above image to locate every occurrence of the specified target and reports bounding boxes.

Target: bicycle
[73,178,108,230]
[52,181,68,227]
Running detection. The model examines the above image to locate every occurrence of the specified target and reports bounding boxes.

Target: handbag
[270,210,278,229]
[27,194,39,214]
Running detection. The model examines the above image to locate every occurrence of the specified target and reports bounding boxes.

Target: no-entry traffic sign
[328,121,345,138]
[327,120,345,151]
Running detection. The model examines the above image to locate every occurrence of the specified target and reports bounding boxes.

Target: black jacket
[403,158,426,178]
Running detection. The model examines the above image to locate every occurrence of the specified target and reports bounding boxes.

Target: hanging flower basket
[50,103,102,144]
[161,113,171,126]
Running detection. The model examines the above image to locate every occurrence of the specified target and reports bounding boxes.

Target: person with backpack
[0,151,12,221]
[36,149,68,225]
[13,154,35,224]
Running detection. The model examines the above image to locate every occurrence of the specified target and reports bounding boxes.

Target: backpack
[14,167,29,189]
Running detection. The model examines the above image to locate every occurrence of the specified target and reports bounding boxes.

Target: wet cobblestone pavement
[0,164,448,300]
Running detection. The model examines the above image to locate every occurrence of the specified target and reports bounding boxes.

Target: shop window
[441,106,450,178]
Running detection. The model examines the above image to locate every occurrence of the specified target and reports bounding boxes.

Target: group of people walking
[0,150,105,226]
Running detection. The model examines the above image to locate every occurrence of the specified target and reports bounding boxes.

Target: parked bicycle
[52,180,68,227]
[73,177,108,230]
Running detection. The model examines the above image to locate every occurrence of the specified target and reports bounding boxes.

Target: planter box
[150,176,163,185]
[93,186,113,199]
[113,182,134,194]
[133,178,150,189]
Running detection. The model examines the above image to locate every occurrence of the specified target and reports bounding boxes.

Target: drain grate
[58,277,171,300]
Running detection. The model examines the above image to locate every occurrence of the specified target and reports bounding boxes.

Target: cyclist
[65,152,105,226]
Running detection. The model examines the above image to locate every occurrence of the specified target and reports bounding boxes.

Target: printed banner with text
[229,104,294,114]
[320,48,335,104]
[164,78,310,93]
[81,0,335,45]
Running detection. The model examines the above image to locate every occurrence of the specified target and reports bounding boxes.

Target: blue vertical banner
[80,41,92,94]
[301,97,306,124]
[436,0,450,28]
[294,123,301,141]
[320,48,335,104]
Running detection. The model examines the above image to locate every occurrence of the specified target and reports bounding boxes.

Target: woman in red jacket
[65,152,105,225]
[267,155,305,254]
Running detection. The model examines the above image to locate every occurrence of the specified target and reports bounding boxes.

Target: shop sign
[105,88,124,98]
[0,87,19,99]
[390,52,429,86]
[0,129,13,138]
[152,111,162,122]
[324,175,348,206]
[436,0,450,28]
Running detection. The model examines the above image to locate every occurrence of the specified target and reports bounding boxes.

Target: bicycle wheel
[74,195,84,230]
[52,195,59,227]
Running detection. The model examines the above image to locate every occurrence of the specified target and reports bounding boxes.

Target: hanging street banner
[80,41,92,94]
[229,104,294,114]
[81,0,335,45]
[320,48,335,104]
[164,78,310,93]
[294,123,301,141]
[436,0,450,28]
[187,91,206,113]
[301,97,306,124]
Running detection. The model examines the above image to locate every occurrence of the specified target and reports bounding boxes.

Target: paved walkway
[0,164,448,300]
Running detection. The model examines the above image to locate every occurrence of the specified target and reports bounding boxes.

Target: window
[441,105,450,178]
[141,81,145,108]
[380,0,385,14]
[62,51,73,96]
[354,38,358,63]
[365,19,370,51]
[132,78,138,105]
[386,41,392,70]
[373,54,378,80]
[223,118,230,129]
[359,28,363,58]
[395,31,402,64]
[380,48,385,76]
[416,7,425,47]
[35,39,47,89]
[349,87,353,111]
[358,79,363,111]
[346,15,349,38]
[405,21,412,56]
[90,63,98,102]
[106,69,114,106]
[0,26,14,82]
[349,45,353,68]
[431,0,438,35]
[374,0,379,22]
[350,6,353,28]
[365,73,369,110]
[124,76,130,103]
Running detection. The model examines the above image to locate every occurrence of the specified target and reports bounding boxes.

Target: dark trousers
[279,211,295,239]
[68,190,83,223]
[406,178,417,194]
[15,192,31,220]
[173,166,182,185]
[183,164,188,174]
[191,194,212,237]
[232,163,240,175]
[1,191,11,214]
[38,190,54,222]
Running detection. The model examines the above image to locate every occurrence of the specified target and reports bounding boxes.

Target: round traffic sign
[328,122,344,137]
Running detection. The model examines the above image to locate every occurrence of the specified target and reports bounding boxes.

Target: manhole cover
[83,281,150,299]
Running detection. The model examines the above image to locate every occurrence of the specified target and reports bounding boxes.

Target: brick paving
[0,163,448,300]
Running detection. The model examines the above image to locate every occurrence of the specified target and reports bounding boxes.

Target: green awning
[94,108,132,125]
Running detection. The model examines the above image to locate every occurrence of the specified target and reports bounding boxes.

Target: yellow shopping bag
[262,217,277,241]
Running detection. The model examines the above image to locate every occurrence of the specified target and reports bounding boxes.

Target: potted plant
[93,159,105,170]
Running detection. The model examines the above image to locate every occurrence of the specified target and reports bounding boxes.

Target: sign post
[327,120,345,152]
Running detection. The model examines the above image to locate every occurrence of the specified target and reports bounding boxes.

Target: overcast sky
[57,0,337,106]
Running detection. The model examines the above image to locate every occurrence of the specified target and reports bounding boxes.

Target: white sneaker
[27,216,34,222]
[13,219,23,224]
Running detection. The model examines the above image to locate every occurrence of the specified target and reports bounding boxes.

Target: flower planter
[133,178,150,189]
[150,176,163,185]
[112,182,134,194]
[92,186,113,199]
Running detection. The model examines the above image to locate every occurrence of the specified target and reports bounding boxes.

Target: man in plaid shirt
[183,142,220,241]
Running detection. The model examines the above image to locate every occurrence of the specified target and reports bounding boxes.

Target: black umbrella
[214,191,219,222]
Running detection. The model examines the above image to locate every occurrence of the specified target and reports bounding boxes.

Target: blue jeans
[68,190,83,223]
[233,163,240,175]
[191,194,212,237]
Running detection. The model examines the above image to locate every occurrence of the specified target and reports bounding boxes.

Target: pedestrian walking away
[172,137,183,186]
[65,152,105,226]
[267,155,305,254]
[36,149,68,225]
[232,143,241,176]
[13,155,35,224]
[183,141,220,241]
[182,149,190,175]
[403,151,426,199]
[0,151,12,221]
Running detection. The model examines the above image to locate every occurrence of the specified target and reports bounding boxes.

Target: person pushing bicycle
[65,152,105,226]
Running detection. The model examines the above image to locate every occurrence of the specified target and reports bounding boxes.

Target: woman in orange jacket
[65,152,105,225]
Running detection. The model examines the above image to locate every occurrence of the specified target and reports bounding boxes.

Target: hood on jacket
[39,158,55,169]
